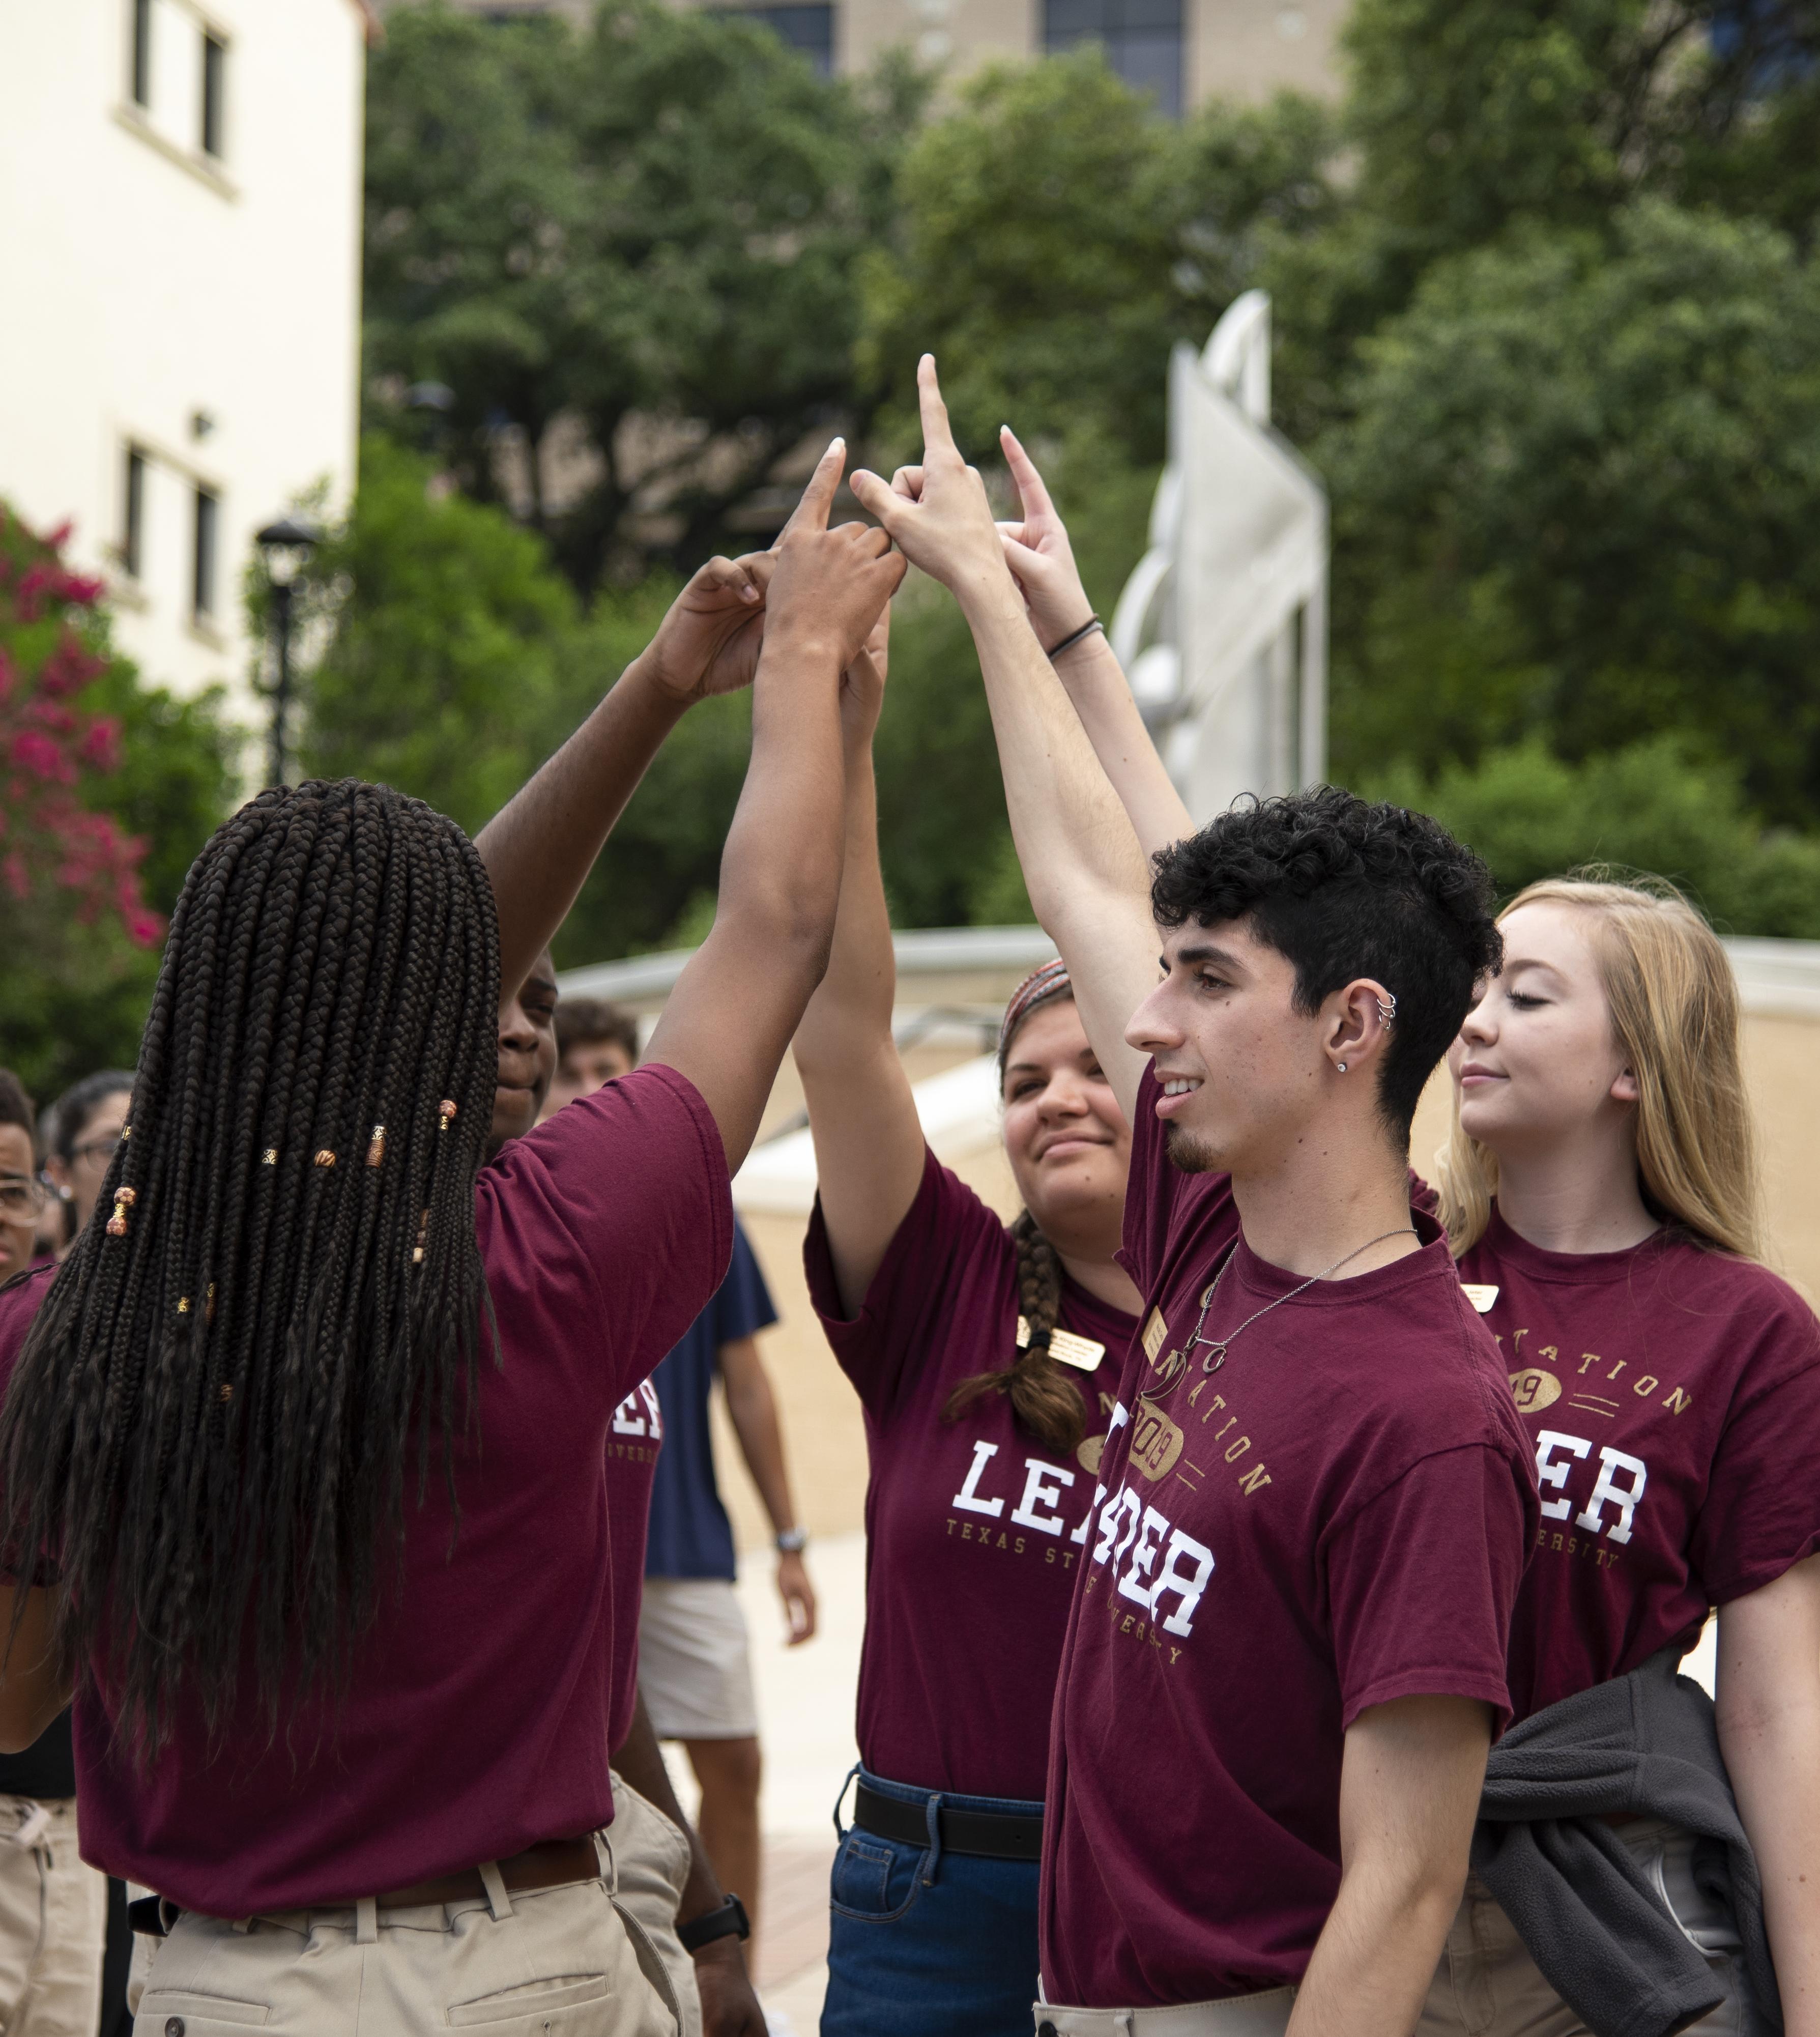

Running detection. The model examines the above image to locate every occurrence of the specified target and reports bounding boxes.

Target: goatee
[1163,1122,1220,1175]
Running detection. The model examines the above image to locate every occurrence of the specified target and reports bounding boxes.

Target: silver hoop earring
[1375,992,1397,1028]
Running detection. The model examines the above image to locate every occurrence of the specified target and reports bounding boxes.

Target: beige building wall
[0,0,368,721]
[390,0,1349,105]
[703,1004,1820,1559]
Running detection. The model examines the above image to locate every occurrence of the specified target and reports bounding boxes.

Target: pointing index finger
[783,437,846,538]
[999,425,1055,523]
[917,355,959,462]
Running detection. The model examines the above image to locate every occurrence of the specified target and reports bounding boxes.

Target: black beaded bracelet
[1045,614,1104,661]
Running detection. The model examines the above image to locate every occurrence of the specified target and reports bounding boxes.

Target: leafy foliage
[1323,202,1820,823]
[0,506,237,1099]
[363,0,923,592]
[1364,738,1820,938]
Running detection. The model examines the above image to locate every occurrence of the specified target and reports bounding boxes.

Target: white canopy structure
[1110,290,1329,824]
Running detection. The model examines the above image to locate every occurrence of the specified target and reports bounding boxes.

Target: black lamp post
[254,516,321,789]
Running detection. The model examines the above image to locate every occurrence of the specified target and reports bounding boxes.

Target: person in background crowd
[535,971,817,1983]
[0,1077,47,1287]
[640,1212,817,1975]
[1408,876,1820,2037]
[40,1073,133,1259]
[852,361,1537,2035]
[792,606,1140,2037]
[488,952,768,2037]
[0,446,902,2037]
[543,998,642,1117]
[0,1068,107,2037]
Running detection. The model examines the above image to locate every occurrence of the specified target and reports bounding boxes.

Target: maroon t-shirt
[0,1064,729,1915]
[805,1148,1137,1802]
[1039,1068,1537,2008]
[1454,1204,1820,1718]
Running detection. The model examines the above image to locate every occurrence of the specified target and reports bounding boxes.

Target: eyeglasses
[0,1175,49,1223]
[69,1133,123,1166]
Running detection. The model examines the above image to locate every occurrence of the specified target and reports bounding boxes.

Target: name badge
[1017,1316,1107,1372]
[1461,1283,1499,1314]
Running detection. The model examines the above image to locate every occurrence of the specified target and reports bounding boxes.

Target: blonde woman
[1419,877,1820,2036]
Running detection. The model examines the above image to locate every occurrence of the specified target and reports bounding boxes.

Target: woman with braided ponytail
[0,441,903,2037]
[791,611,1139,2037]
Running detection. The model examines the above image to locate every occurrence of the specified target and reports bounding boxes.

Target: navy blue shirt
[644,1221,778,1580]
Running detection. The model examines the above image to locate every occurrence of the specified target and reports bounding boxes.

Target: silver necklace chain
[1183,1227,1419,1375]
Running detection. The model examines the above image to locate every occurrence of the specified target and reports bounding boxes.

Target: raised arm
[1289,1694,1491,2037]
[643,449,905,1172]
[1716,1554,1820,2037]
[790,608,927,1314]
[476,551,776,1006]
[849,359,1157,1126]
[996,426,1193,861]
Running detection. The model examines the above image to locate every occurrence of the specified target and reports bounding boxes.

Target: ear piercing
[1337,1062,1347,1074]
[1376,993,1397,1028]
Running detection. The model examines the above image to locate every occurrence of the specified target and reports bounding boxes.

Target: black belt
[853,1781,1043,1862]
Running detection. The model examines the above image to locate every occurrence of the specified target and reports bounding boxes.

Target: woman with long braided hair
[0,442,903,2037]
[791,612,1140,2037]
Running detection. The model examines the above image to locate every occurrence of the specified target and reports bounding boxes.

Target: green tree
[1364,738,1820,937]
[859,49,1338,463]
[364,1,922,591]
[302,434,581,835]
[1321,201,1820,823]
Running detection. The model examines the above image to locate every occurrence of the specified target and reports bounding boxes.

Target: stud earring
[1337,1061,1348,1074]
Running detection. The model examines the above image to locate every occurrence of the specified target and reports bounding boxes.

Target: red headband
[997,958,1071,1072]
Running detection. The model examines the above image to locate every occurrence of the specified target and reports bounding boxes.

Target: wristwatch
[775,1528,807,1554]
[678,1892,750,1955]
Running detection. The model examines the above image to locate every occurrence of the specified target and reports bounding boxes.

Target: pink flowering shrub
[0,508,163,949]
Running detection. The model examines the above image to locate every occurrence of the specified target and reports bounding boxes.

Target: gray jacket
[1472,1645,1780,2037]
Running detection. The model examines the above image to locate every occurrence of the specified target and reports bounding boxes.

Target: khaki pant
[608,1773,701,2037]
[1034,1988,1297,2035]
[1419,1820,1745,2036]
[0,1795,106,2037]
[136,1837,678,2037]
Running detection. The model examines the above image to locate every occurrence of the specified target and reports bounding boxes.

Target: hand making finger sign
[849,356,1014,607]
[996,425,1096,654]
[766,437,907,669]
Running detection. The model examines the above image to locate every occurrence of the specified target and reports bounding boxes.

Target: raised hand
[640,553,769,706]
[997,426,1095,654]
[840,601,891,750]
[849,357,1011,608]
[766,439,907,668]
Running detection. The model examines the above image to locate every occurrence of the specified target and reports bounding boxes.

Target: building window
[738,4,834,75]
[200,32,225,156]
[123,448,147,579]
[1044,0,1183,115]
[192,486,219,618]
[131,0,152,106]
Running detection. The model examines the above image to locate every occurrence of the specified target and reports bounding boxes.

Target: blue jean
[821,1767,1042,2037]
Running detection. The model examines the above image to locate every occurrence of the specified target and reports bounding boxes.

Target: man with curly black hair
[850,364,1539,2037]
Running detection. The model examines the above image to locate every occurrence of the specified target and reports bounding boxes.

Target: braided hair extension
[941,962,1089,1457]
[942,1210,1085,1456]
[0,781,500,1757]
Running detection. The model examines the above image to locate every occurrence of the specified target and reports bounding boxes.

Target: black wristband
[1045,614,1103,661]
[679,1892,750,1954]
